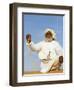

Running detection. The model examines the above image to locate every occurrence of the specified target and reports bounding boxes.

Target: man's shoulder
[52,40,57,43]
[52,40,59,45]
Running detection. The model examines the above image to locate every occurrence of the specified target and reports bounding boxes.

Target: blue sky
[23,13,63,72]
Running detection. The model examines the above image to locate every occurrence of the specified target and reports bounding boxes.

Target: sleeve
[54,41,63,57]
[26,41,42,52]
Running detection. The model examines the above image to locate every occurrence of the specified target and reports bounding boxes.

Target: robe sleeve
[26,41,42,52]
[54,41,63,57]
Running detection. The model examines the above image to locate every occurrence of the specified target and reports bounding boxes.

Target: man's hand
[26,34,31,43]
[47,52,51,60]
[59,56,63,64]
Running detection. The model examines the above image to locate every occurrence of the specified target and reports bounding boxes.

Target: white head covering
[44,28,56,39]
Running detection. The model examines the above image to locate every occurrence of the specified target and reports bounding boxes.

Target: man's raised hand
[26,34,31,43]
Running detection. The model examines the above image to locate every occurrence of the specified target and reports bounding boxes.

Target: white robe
[27,40,63,73]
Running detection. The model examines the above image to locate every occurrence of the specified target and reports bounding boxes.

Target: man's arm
[26,34,41,52]
[55,41,63,57]
[55,41,63,64]
[27,42,42,52]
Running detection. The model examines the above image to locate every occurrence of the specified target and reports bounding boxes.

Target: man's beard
[45,38,52,42]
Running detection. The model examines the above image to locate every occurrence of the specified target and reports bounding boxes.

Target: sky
[23,13,63,72]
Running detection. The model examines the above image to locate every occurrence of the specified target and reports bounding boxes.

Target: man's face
[45,31,53,42]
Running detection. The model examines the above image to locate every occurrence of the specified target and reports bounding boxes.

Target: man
[26,28,63,73]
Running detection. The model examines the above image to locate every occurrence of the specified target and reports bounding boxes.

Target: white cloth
[26,40,63,73]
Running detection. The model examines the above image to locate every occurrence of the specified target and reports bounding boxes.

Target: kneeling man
[26,28,63,73]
